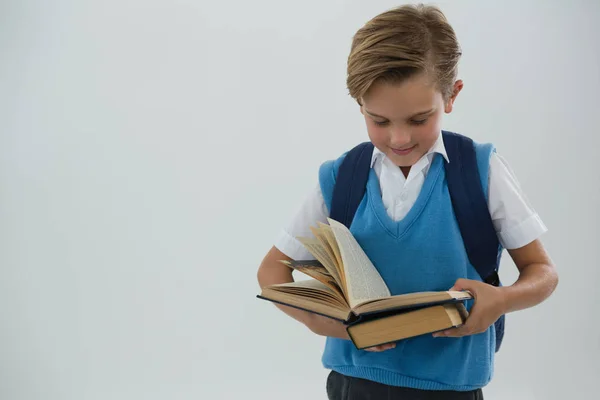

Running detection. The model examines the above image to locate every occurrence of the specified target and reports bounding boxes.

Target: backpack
[329,130,505,352]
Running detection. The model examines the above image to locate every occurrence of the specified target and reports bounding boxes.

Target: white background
[1,1,599,399]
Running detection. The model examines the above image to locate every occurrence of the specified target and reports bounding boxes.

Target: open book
[257,218,472,349]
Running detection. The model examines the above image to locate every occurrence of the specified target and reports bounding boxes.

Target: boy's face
[360,74,462,168]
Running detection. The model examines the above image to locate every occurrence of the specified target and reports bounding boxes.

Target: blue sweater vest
[318,142,496,391]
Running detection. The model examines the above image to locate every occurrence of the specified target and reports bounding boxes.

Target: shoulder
[318,142,372,208]
[472,140,496,158]
[444,131,496,194]
[318,151,348,209]
[472,139,496,190]
[442,130,496,166]
[471,140,516,183]
[318,152,347,186]
[319,142,373,182]
[455,131,524,188]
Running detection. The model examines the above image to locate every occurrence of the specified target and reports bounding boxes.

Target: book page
[296,237,343,288]
[317,222,344,282]
[260,280,351,321]
[310,224,347,295]
[327,218,390,308]
[278,260,345,300]
[310,225,337,269]
[272,279,344,302]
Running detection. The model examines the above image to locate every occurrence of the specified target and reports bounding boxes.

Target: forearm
[500,262,558,314]
[257,247,349,339]
[257,260,314,325]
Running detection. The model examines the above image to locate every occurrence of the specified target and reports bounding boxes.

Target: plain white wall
[1,0,598,399]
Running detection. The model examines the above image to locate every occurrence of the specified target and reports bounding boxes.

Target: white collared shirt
[374,134,450,222]
[275,134,547,260]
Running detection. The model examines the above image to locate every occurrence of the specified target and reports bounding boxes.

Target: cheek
[414,119,442,145]
[366,124,389,146]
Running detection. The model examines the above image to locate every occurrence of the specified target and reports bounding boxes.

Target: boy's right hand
[304,313,350,340]
[257,247,394,352]
[304,314,396,352]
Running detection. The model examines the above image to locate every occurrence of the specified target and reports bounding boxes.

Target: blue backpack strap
[442,131,501,286]
[442,130,504,352]
[329,142,374,228]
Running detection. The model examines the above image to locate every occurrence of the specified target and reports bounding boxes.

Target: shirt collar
[370,132,450,168]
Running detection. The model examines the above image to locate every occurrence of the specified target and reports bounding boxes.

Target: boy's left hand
[433,278,507,338]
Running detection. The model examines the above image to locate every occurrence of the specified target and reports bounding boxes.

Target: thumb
[450,278,473,292]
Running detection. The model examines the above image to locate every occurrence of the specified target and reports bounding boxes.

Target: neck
[400,166,411,178]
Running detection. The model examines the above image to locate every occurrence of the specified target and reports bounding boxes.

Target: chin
[386,153,419,167]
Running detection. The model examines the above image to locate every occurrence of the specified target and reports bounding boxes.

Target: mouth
[391,145,417,156]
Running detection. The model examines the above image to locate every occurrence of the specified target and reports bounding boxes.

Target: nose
[389,126,411,147]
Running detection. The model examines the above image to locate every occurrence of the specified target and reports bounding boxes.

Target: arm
[258,246,395,351]
[259,183,394,351]
[257,246,350,339]
[434,239,558,337]
[435,151,558,337]
[501,239,558,313]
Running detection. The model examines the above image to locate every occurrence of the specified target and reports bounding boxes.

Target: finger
[433,327,456,337]
[364,347,382,352]
[433,307,478,337]
[449,278,470,292]
[365,346,394,352]
[449,279,479,298]
[365,345,388,352]
[434,325,470,338]
[364,343,396,352]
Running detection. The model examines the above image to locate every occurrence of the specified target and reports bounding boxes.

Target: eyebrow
[364,108,435,120]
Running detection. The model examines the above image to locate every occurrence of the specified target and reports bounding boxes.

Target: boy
[257,4,558,399]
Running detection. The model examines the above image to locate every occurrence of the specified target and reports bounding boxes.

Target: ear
[445,80,464,113]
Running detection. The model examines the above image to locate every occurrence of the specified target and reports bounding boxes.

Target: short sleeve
[488,153,548,249]
[273,183,329,259]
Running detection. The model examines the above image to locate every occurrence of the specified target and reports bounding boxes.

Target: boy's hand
[433,278,507,338]
[363,343,396,352]
[305,314,396,351]
[304,313,351,340]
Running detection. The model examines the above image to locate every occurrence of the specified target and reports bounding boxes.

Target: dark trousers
[326,371,484,400]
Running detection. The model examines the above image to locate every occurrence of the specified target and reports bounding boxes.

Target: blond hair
[347,4,461,103]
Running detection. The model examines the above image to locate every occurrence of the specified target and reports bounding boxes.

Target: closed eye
[373,119,428,126]
[373,120,390,126]
[410,118,428,126]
